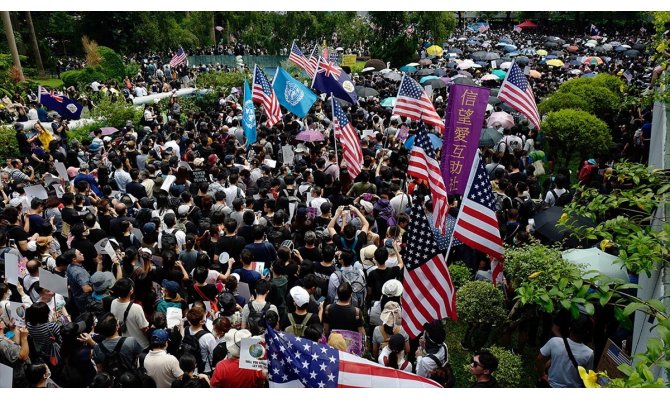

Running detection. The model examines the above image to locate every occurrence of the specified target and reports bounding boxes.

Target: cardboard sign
[288,202,297,223]
[4,253,19,285]
[55,161,69,181]
[94,239,118,262]
[239,337,267,370]
[252,262,265,276]
[237,282,251,301]
[263,159,277,169]
[341,54,357,67]
[596,339,632,379]
[39,268,69,297]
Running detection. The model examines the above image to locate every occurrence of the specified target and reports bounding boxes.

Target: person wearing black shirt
[297,231,322,264]
[470,350,499,388]
[187,267,220,305]
[322,282,365,337]
[126,169,148,200]
[366,247,404,306]
[4,207,30,256]
[216,218,246,265]
[70,223,99,274]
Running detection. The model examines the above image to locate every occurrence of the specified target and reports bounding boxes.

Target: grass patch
[28,77,64,89]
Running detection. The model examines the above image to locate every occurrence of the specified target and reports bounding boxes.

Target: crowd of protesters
[0,22,662,388]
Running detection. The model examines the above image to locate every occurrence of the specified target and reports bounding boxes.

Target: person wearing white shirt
[144,329,183,388]
[186,307,218,374]
[308,186,328,216]
[164,134,181,159]
[112,159,132,193]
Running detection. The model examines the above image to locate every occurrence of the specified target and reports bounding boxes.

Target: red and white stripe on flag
[252,65,282,127]
[393,76,445,133]
[408,144,448,233]
[332,98,363,179]
[498,62,541,130]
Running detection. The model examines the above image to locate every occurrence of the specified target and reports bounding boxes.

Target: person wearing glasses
[469,350,499,388]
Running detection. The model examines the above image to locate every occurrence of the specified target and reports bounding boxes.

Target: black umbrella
[488,96,502,105]
[364,59,387,71]
[484,52,501,60]
[569,59,582,66]
[515,56,530,65]
[533,206,595,245]
[433,68,447,77]
[448,48,463,54]
[451,76,476,86]
[544,41,559,48]
[472,51,488,60]
[632,43,646,51]
[624,49,641,58]
[479,127,503,147]
[430,79,447,89]
[416,68,435,76]
[593,46,605,53]
[355,86,379,97]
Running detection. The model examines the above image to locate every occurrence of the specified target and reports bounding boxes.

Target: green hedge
[97,46,126,82]
[0,126,20,163]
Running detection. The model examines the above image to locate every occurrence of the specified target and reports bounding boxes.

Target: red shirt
[210,358,265,388]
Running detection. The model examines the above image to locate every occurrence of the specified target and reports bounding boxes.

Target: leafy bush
[350,61,367,75]
[538,92,589,115]
[541,109,611,167]
[485,346,524,388]
[456,281,506,326]
[449,261,472,290]
[60,69,83,88]
[96,46,126,83]
[0,126,20,163]
[125,61,141,78]
[591,73,625,98]
[557,78,621,122]
[504,243,579,289]
[91,96,142,129]
[196,71,247,90]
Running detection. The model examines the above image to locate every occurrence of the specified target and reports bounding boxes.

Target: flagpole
[310,56,321,89]
[444,151,481,263]
[330,94,339,169]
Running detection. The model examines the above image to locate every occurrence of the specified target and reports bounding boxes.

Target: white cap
[177,205,190,215]
[289,286,310,307]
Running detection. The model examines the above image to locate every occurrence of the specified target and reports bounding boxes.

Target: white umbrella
[379,68,392,74]
[569,69,583,75]
[603,44,613,51]
[585,42,596,48]
[481,73,501,81]
[361,67,376,73]
[407,62,420,67]
[562,248,629,282]
[500,61,512,70]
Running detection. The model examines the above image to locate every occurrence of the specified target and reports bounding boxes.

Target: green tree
[538,92,590,115]
[541,109,612,168]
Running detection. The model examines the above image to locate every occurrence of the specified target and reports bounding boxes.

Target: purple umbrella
[90,127,119,137]
[296,130,325,142]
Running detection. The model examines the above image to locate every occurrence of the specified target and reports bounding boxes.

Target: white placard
[39,268,69,297]
[490,60,497,69]
[44,174,60,186]
[0,363,12,388]
[24,185,48,201]
[166,307,182,329]
[239,337,267,370]
[54,184,65,198]
[4,253,19,285]
[161,175,176,192]
[55,161,69,181]
[527,40,532,46]
[7,301,26,327]
[263,159,277,169]
[94,239,118,262]
[424,85,433,99]
[281,145,294,166]
[524,66,531,76]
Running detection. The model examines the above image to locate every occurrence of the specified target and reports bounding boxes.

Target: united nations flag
[272,67,318,118]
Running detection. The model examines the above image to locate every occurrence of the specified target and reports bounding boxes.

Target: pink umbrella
[296,130,325,142]
[90,127,119,137]
[487,111,515,129]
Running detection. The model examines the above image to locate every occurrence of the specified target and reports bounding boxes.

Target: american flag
[252,65,282,127]
[331,97,363,179]
[289,41,312,76]
[265,326,440,388]
[606,342,632,367]
[513,25,522,33]
[169,47,187,68]
[306,46,319,78]
[498,62,541,130]
[402,195,457,339]
[452,153,504,284]
[407,128,448,233]
[393,75,445,133]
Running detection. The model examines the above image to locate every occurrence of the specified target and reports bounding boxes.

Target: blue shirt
[233,268,262,295]
[66,263,91,312]
[73,173,102,196]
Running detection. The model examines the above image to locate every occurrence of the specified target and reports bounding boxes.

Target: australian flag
[38,86,83,120]
[312,57,357,104]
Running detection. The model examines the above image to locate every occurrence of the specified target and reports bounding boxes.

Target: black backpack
[426,345,455,388]
[161,230,178,251]
[178,329,210,373]
[551,189,573,207]
[99,337,132,379]
[246,302,271,334]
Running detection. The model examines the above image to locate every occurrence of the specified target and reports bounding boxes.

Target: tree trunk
[26,11,45,77]
[1,11,25,81]
[210,14,216,45]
